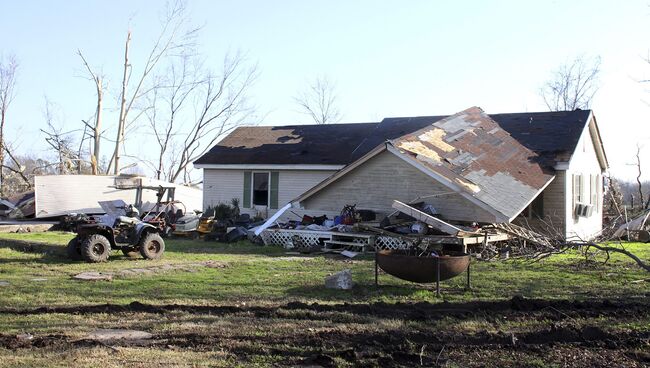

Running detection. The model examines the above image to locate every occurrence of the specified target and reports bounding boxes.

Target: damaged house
[194,106,608,240]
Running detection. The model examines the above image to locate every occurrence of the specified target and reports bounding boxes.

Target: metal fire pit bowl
[375,249,471,296]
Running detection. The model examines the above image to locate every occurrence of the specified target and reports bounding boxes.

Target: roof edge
[194,164,344,171]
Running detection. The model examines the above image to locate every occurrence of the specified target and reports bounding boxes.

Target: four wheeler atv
[67,200,165,263]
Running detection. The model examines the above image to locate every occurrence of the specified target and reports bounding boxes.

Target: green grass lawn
[0,231,647,309]
[0,232,648,367]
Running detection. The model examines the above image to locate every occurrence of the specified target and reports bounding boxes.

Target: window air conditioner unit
[574,203,592,218]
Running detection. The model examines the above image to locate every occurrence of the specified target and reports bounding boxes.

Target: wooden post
[374,250,378,286]
[466,260,471,290]
[435,258,441,298]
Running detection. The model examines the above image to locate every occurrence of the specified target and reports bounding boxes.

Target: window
[573,174,584,204]
[590,174,599,210]
[252,172,269,206]
[243,171,279,209]
[572,174,584,220]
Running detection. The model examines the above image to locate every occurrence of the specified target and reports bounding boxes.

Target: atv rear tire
[81,234,111,263]
[140,232,165,260]
[121,247,140,258]
[66,237,82,261]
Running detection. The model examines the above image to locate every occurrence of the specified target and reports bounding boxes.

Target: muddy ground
[1,296,649,367]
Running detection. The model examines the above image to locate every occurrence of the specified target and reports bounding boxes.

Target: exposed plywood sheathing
[391,107,555,221]
[396,141,442,162]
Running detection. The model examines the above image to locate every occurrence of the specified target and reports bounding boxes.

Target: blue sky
[1,0,649,180]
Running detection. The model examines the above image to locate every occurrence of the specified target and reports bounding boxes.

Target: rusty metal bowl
[377,249,470,283]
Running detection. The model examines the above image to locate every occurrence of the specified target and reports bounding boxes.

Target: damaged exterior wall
[513,173,566,236]
[300,150,499,223]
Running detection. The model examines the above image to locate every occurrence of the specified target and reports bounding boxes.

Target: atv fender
[136,222,159,238]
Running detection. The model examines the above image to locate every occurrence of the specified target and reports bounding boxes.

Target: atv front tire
[81,234,111,263]
[66,237,82,261]
[140,232,165,260]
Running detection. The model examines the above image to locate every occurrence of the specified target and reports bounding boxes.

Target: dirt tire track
[2,295,650,319]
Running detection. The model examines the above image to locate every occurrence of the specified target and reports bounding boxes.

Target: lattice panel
[375,236,411,250]
[261,230,330,248]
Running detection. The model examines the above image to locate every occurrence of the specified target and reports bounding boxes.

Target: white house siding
[301,151,499,223]
[563,123,604,240]
[203,169,335,218]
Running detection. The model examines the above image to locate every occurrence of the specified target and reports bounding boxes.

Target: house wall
[300,151,499,223]
[203,169,336,218]
[564,123,604,240]
[513,173,566,237]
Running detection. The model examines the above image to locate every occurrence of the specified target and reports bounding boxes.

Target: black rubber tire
[191,231,200,240]
[80,234,111,263]
[139,232,165,260]
[121,247,140,258]
[66,237,82,261]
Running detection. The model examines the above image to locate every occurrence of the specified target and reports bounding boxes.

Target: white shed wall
[34,175,203,218]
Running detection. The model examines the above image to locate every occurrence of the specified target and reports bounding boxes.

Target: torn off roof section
[390,106,555,220]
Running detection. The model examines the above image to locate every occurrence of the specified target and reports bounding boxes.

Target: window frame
[251,171,271,207]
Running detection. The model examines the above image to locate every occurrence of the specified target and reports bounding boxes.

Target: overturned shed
[33,175,202,218]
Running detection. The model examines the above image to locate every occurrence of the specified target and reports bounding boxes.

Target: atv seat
[116,216,140,225]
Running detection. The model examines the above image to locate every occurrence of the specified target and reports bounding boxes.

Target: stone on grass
[73,272,113,281]
[325,269,353,290]
[16,333,33,341]
[85,329,153,341]
[0,281,9,286]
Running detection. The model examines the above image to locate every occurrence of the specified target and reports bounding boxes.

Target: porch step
[324,240,367,251]
[332,233,374,239]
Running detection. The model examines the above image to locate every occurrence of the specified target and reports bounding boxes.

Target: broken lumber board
[391,200,462,236]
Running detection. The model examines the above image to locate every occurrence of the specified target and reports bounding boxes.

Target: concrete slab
[85,329,153,341]
[73,272,113,281]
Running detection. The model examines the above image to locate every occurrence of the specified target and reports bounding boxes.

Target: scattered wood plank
[391,200,462,236]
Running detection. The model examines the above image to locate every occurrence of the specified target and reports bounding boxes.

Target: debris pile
[257,200,511,257]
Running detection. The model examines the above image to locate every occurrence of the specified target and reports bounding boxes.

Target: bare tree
[1,148,35,195]
[632,145,649,211]
[294,75,342,124]
[541,56,601,111]
[107,0,198,175]
[0,55,18,196]
[40,99,83,175]
[145,51,257,182]
[77,50,105,175]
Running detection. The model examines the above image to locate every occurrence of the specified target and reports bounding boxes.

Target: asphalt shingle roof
[194,109,592,168]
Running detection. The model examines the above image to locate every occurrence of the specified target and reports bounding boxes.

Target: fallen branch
[582,242,650,272]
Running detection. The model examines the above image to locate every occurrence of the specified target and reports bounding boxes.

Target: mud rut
[1,296,649,367]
